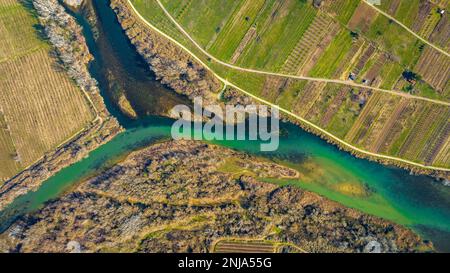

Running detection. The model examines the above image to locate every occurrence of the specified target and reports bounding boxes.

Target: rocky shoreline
[0,0,123,210]
[0,140,431,253]
[111,0,449,180]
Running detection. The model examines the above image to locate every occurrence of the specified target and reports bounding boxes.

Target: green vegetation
[276,80,307,109]
[415,81,439,99]
[332,0,360,25]
[309,29,353,77]
[379,61,404,89]
[365,15,423,67]
[306,84,341,125]
[222,68,267,96]
[132,0,192,46]
[161,0,242,48]
[387,105,423,156]
[0,0,48,61]
[394,0,421,28]
[209,0,266,59]
[236,0,317,71]
[326,94,362,138]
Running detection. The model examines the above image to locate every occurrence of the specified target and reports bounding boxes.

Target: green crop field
[378,61,404,89]
[393,0,421,27]
[324,0,360,25]
[207,0,266,60]
[235,0,317,71]
[161,0,242,49]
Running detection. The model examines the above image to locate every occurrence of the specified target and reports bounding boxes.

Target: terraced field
[129,0,450,170]
[280,13,336,75]
[0,0,95,182]
[415,46,450,94]
[213,240,276,253]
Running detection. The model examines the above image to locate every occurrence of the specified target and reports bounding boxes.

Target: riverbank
[0,0,123,210]
[0,140,431,253]
[110,0,222,106]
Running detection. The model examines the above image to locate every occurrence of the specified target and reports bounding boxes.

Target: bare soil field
[348,1,379,33]
[415,46,450,94]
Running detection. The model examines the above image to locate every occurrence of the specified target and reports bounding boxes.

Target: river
[0,0,449,252]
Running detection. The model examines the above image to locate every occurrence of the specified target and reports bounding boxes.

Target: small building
[348,73,356,81]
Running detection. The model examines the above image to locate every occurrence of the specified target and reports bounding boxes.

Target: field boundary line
[126,0,450,172]
[0,45,45,64]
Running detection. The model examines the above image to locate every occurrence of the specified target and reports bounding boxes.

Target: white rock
[66,241,82,253]
[64,0,83,8]
[364,240,382,253]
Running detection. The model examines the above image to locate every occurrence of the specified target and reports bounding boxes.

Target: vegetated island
[0,140,432,253]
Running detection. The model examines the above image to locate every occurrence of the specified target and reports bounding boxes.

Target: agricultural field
[234,0,317,71]
[378,0,450,50]
[160,0,242,49]
[224,69,449,167]
[324,0,449,100]
[280,12,337,75]
[0,0,95,182]
[321,0,360,25]
[156,0,449,100]
[308,29,354,78]
[414,46,450,95]
[364,10,423,67]
[208,0,267,61]
[163,0,320,71]
[0,0,44,61]
[131,0,450,169]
